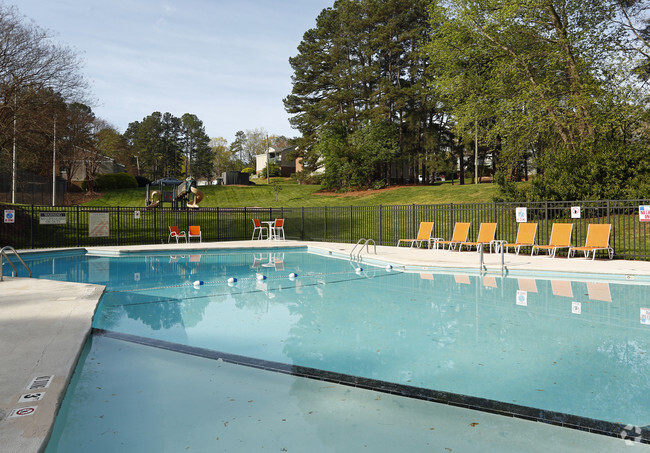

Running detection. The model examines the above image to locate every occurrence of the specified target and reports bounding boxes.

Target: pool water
[9,248,650,448]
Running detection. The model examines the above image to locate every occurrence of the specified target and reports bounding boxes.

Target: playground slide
[187,186,204,209]
[146,190,161,209]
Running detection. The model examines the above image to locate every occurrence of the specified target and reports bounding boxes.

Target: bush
[259,162,281,178]
[94,173,138,191]
[241,167,255,174]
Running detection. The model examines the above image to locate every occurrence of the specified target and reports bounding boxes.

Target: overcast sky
[16,0,332,143]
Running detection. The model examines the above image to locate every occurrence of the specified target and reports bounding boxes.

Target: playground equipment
[145,178,204,209]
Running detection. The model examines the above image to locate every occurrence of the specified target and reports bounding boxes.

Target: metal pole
[11,93,16,204]
[475,120,479,184]
[52,116,56,206]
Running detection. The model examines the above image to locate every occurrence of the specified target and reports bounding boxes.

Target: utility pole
[266,134,270,185]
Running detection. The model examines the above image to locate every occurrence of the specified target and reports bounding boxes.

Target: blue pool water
[7,248,650,449]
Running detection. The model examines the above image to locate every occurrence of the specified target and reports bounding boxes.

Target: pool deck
[3,239,650,452]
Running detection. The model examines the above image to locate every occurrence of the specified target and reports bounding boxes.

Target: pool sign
[39,212,67,225]
[640,206,650,222]
[641,308,650,325]
[571,206,581,219]
[19,392,45,403]
[572,301,582,315]
[134,210,141,219]
[516,290,528,306]
[28,375,53,390]
[88,212,110,237]
[516,207,527,223]
[9,406,37,418]
[4,209,15,223]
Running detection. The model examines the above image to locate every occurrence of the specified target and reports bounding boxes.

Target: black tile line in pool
[92,328,649,445]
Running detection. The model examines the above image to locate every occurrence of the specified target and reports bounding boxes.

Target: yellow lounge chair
[459,222,497,252]
[503,222,537,255]
[433,222,470,250]
[568,224,613,260]
[531,223,573,258]
[397,221,434,248]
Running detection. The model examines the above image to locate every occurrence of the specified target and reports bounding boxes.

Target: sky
[16,0,333,144]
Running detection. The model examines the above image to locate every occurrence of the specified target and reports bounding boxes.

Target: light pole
[52,116,56,206]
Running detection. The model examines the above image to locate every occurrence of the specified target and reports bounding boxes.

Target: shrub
[94,173,138,191]
[241,167,255,174]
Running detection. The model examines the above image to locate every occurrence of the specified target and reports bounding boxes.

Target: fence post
[216,207,220,242]
[379,205,383,246]
[301,206,305,241]
[153,208,157,243]
[75,205,80,247]
[450,203,454,235]
[117,206,120,246]
[30,205,34,249]
[350,205,353,243]
[544,201,549,244]
[412,204,416,238]
[324,206,327,242]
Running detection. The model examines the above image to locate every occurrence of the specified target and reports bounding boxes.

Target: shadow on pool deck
[2,240,650,452]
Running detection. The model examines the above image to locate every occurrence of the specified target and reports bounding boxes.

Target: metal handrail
[479,242,507,276]
[350,238,377,260]
[1,246,32,281]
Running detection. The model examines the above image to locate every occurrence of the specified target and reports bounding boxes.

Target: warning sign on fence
[88,212,110,237]
[4,209,15,223]
[640,206,650,222]
[39,212,67,225]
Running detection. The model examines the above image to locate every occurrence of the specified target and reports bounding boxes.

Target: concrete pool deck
[2,240,650,452]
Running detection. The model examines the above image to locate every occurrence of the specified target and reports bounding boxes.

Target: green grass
[82,181,502,208]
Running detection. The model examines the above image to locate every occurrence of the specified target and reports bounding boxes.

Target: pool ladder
[1,246,32,281]
[350,238,376,261]
[478,242,507,276]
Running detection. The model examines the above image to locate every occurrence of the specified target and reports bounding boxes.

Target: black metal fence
[0,171,66,206]
[2,199,650,260]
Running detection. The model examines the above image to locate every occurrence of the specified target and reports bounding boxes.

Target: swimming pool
[8,247,650,449]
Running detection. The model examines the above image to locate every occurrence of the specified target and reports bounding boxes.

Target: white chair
[252,219,268,240]
[168,226,187,243]
[271,218,285,240]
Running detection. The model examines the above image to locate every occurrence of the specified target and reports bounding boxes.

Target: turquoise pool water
[7,248,650,449]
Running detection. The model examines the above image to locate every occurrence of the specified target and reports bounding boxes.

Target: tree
[210,137,238,176]
[0,5,88,190]
[285,0,440,186]
[426,0,650,200]
[180,113,213,179]
[125,112,182,180]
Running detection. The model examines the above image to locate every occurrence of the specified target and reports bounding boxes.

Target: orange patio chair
[531,223,573,258]
[252,218,268,240]
[433,222,470,250]
[397,221,434,248]
[188,225,202,242]
[168,226,187,243]
[568,224,613,260]
[503,222,537,255]
[271,219,285,240]
[459,222,497,252]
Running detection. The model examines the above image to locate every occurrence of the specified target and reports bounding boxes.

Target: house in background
[61,147,126,185]
[255,146,297,177]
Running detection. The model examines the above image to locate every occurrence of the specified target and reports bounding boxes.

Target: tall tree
[285,0,440,187]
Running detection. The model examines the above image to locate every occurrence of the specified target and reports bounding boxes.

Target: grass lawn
[82,181,502,208]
